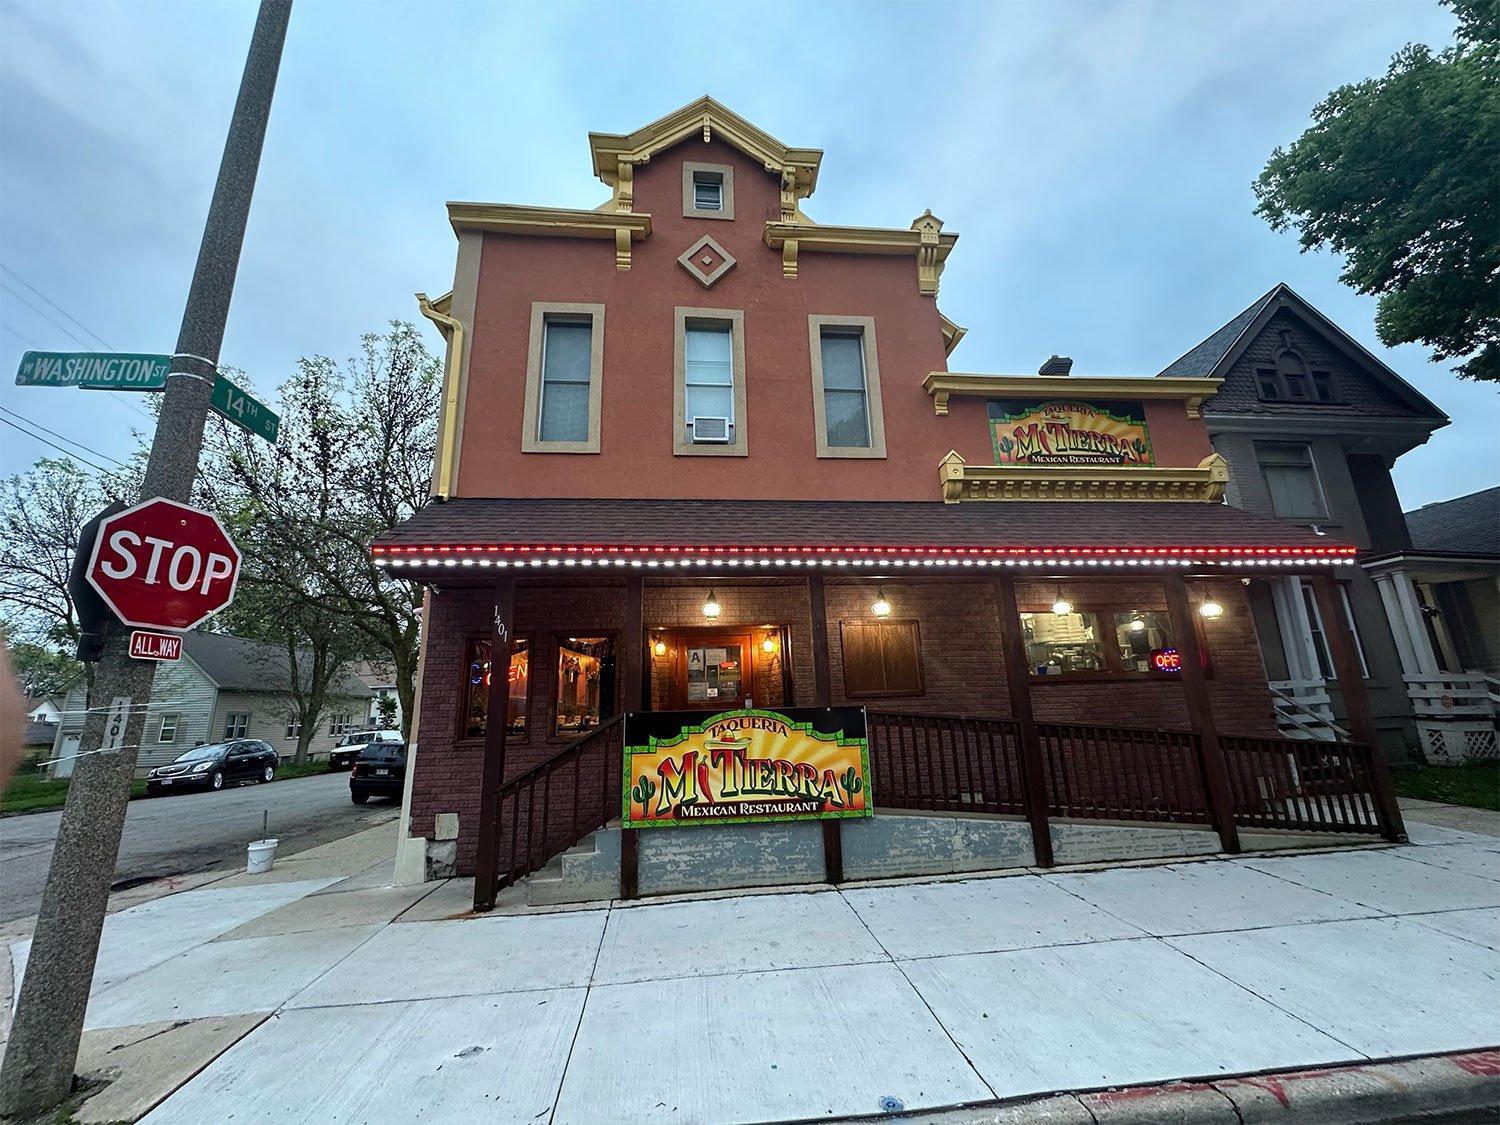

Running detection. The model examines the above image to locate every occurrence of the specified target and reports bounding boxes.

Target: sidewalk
[3,805,1497,1124]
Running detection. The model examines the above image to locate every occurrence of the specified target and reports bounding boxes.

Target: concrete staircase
[522,829,622,905]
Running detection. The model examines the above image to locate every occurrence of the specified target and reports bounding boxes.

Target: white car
[329,729,403,771]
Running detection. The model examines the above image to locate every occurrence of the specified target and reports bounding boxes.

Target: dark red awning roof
[373,498,1351,563]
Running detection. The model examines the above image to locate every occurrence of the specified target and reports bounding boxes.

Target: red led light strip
[369,542,1357,560]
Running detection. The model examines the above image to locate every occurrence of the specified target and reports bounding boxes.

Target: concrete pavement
[2,807,1493,1123]
[0,771,399,922]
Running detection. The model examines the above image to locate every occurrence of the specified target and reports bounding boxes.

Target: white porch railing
[1268,679,1347,742]
[1404,672,1500,720]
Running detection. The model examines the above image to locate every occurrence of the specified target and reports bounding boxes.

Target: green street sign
[210,374,279,443]
[15,351,170,390]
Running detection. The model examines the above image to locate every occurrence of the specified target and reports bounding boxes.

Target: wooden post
[473,574,515,911]
[1163,574,1240,855]
[620,576,644,898]
[993,575,1054,867]
[807,574,843,883]
[1310,571,1406,841]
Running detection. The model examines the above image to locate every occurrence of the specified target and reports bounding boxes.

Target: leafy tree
[1,636,83,698]
[376,695,399,729]
[201,323,437,741]
[0,458,134,689]
[1253,0,1499,380]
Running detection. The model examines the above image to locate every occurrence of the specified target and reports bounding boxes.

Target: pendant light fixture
[1129,614,1146,632]
[871,585,892,618]
[1051,586,1073,616]
[701,590,721,619]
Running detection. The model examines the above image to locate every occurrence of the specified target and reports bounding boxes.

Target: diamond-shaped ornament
[677,235,736,288]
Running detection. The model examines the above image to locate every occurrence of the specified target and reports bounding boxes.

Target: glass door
[673,632,751,710]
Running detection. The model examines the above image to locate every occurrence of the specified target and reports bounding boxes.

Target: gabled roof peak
[589,97,823,204]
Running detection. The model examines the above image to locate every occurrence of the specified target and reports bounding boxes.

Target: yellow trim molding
[590,96,823,221]
[416,290,463,500]
[924,373,1224,418]
[939,450,1230,504]
[939,312,967,357]
[447,202,651,271]
[764,212,958,296]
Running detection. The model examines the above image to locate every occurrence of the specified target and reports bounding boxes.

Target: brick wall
[410,574,1279,873]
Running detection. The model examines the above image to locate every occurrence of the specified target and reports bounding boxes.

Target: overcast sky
[0,0,1493,510]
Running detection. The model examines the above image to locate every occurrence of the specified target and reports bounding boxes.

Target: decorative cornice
[764,212,958,296]
[939,312,967,357]
[589,97,822,221]
[939,450,1230,504]
[447,202,651,271]
[925,373,1224,417]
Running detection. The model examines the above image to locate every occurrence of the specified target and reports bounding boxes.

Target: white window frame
[329,712,355,737]
[682,161,734,220]
[673,307,747,457]
[1299,580,1370,680]
[808,315,886,458]
[224,713,250,739]
[521,302,606,454]
[1256,441,1327,520]
[285,718,302,739]
[157,713,179,743]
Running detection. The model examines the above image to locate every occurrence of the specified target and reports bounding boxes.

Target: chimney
[1038,355,1073,377]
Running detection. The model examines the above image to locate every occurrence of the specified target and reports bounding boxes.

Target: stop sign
[86,497,242,631]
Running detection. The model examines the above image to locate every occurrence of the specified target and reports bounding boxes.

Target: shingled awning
[372,497,1355,575]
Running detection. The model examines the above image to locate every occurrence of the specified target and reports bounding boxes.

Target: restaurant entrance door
[664,630,753,711]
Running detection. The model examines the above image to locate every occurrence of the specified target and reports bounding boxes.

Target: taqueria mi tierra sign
[622,707,871,828]
[989,399,1154,466]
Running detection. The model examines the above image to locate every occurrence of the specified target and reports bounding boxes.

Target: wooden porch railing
[1221,734,1399,837]
[865,711,1026,815]
[1036,721,1211,825]
[490,716,624,893]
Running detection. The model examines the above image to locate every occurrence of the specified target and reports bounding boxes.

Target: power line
[0,265,115,349]
[0,406,129,469]
[1,322,43,350]
[0,416,116,475]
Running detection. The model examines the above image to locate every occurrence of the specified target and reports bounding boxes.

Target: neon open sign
[1150,648,1183,673]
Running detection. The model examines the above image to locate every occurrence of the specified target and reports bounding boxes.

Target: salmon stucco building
[379,99,1405,905]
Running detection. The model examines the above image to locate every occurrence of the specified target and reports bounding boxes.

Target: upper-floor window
[682,162,734,220]
[1256,349,1335,403]
[522,303,605,454]
[674,308,747,456]
[808,315,887,458]
[1257,442,1327,519]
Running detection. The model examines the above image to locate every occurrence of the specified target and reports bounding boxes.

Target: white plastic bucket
[246,838,279,874]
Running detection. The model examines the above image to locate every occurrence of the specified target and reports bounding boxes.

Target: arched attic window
[1255,335,1336,403]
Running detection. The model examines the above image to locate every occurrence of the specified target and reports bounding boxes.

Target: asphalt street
[0,772,399,924]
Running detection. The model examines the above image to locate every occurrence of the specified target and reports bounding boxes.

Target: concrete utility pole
[0,4,292,1116]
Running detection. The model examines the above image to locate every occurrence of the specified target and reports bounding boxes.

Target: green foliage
[631,775,657,807]
[3,639,82,697]
[1,771,146,815]
[1392,759,1499,810]
[376,696,399,728]
[1253,1,1499,380]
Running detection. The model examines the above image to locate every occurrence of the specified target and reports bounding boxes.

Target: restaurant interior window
[555,637,614,736]
[1111,611,1174,672]
[462,638,531,739]
[1022,611,1105,675]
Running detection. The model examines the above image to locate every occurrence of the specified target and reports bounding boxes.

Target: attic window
[694,172,722,210]
[1255,350,1336,403]
[682,162,734,220]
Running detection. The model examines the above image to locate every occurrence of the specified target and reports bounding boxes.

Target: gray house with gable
[1160,283,1454,758]
[50,631,373,776]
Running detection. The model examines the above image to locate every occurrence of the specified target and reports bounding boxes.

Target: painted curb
[815,1049,1500,1124]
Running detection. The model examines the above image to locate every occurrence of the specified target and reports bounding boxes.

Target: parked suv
[146,740,277,795]
[350,739,405,804]
[329,729,402,771]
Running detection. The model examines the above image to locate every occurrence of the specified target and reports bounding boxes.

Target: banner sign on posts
[210,374,279,443]
[622,707,871,828]
[15,351,170,390]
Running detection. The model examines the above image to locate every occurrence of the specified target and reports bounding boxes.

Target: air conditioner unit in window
[690,417,731,444]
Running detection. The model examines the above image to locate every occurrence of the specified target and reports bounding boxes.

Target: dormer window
[1255,347,1337,403]
[682,162,734,220]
